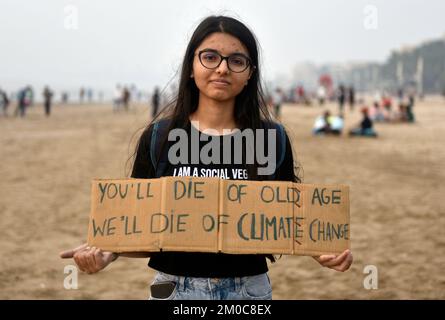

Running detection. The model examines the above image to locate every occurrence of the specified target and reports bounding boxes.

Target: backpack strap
[274,122,286,172]
[150,119,171,178]
[262,121,286,180]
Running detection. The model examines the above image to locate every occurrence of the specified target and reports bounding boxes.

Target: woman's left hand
[313,249,353,272]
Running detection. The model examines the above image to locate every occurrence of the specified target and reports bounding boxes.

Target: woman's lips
[210,80,230,86]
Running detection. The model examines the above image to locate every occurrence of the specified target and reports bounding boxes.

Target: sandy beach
[0,97,444,299]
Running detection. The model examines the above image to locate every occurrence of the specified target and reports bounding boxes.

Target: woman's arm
[59,126,158,273]
[313,249,353,272]
[60,244,152,274]
[276,131,353,272]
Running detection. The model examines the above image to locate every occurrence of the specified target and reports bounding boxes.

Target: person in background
[348,86,355,111]
[14,87,28,117]
[349,107,377,137]
[79,87,85,104]
[406,93,415,123]
[113,84,122,112]
[370,102,385,122]
[87,88,93,103]
[317,85,326,106]
[381,94,393,121]
[122,86,130,111]
[0,87,10,117]
[130,84,138,103]
[313,110,343,136]
[337,84,346,116]
[330,114,344,135]
[271,87,284,119]
[61,92,69,104]
[151,87,160,119]
[43,86,54,117]
[397,88,404,109]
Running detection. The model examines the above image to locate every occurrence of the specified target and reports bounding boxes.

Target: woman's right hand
[60,243,118,274]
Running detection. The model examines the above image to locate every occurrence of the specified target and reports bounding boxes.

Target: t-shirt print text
[173,166,248,180]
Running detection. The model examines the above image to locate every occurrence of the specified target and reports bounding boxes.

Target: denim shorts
[149,271,272,300]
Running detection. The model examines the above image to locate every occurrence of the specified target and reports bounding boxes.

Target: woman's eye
[203,54,218,61]
[231,57,246,65]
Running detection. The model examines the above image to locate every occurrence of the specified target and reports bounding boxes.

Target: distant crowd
[0,84,163,119]
[266,84,419,139]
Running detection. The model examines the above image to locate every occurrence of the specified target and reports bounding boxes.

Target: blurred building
[291,35,445,95]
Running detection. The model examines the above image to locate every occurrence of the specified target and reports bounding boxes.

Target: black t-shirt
[361,116,373,130]
[131,120,296,277]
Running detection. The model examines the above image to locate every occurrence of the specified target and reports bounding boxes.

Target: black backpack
[150,119,286,180]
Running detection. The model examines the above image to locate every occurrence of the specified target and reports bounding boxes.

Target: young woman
[60,15,353,300]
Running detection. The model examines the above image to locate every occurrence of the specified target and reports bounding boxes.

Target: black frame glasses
[198,49,254,73]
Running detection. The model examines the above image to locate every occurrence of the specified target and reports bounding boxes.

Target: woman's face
[192,32,253,103]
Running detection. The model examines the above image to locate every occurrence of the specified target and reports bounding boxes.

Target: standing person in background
[397,87,404,108]
[151,87,160,119]
[348,86,355,111]
[43,86,54,117]
[296,85,305,104]
[61,92,69,104]
[130,84,138,103]
[79,87,85,104]
[87,88,93,103]
[122,86,130,111]
[373,90,382,114]
[271,87,284,120]
[23,85,34,108]
[337,84,346,116]
[317,85,326,106]
[15,87,27,117]
[406,89,416,123]
[0,87,9,117]
[113,84,122,112]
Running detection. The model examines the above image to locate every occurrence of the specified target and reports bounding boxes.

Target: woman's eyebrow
[200,48,218,53]
[201,48,247,56]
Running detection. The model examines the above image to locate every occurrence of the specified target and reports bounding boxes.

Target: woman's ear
[190,71,194,78]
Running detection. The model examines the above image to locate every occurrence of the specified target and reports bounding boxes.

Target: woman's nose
[216,58,230,74]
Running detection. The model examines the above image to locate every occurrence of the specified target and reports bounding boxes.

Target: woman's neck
[190,95,237,134]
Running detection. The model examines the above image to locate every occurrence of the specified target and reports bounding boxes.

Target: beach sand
[1,98,444,299]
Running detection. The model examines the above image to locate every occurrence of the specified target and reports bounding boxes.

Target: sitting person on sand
[349,107,377,137]
[381,95,393,121]
[330,114,344,135]
[392,102,410,123]
[313,110,343,136]
[370,103,385,122]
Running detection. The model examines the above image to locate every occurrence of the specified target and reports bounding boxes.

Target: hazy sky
[1,0,444,94]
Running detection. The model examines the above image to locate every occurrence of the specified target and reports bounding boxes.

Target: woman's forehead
[197,32,249,55]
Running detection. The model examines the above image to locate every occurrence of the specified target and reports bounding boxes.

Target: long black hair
[129,15,302,263]
[129,15,301,182]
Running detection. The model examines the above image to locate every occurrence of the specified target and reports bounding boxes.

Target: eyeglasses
[198,50,254,73]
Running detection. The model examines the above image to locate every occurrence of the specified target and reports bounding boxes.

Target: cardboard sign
[87,177,350,256]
